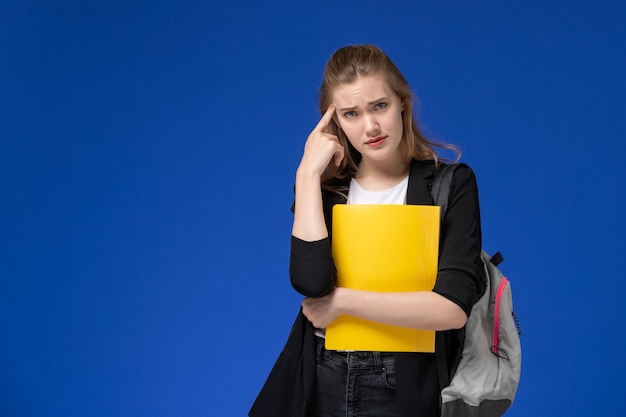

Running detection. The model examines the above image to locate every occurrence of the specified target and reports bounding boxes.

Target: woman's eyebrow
[338,97,388,112]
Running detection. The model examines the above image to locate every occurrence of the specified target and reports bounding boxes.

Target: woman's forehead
[332,74,395,105]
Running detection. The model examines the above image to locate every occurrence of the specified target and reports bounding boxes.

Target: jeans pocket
[381,365,397,390]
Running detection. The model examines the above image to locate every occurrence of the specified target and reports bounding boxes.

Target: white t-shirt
[347,176,409,205]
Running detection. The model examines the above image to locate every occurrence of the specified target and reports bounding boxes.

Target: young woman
[250,44,482,417]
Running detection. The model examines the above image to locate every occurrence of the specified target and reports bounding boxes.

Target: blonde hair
[318,44,460,187]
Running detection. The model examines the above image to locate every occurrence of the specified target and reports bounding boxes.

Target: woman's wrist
[333,287,354,318]
[296,164,323,183]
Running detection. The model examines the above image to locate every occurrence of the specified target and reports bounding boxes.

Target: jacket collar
[406,159,437,206]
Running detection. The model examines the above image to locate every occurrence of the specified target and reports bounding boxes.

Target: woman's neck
[354,157,410,192]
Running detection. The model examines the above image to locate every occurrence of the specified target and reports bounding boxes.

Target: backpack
[431,164,522,417]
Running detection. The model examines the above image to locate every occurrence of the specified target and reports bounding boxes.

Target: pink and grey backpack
[432,164,522,417]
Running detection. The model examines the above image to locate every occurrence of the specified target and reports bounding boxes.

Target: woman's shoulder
[409,159,476,179]
[432,161,477,180]
[409,159,478,198]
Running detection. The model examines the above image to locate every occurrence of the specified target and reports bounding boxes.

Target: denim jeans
[308,336,401,417]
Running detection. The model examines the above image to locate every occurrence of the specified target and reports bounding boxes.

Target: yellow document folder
[326,204,440,352]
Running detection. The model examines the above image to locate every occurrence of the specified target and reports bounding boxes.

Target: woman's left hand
[301,289,344,328]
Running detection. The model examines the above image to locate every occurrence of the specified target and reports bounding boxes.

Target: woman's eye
[375,102,387,110]
[345,111,357,118]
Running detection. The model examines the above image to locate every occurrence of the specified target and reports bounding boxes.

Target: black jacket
[250,159,482,417]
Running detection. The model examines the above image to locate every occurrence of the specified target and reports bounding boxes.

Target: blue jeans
[308,336,401,417]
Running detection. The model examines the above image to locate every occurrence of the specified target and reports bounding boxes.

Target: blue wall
[2,1,625,416]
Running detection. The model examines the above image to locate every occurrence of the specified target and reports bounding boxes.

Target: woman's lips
[365,136,386,147]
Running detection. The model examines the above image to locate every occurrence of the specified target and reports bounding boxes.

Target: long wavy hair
[318,45,460,190]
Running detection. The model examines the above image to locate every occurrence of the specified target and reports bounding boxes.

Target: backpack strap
[430,163,461,392]
[430,163,459,221]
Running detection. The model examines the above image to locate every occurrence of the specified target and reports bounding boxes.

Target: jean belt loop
[373,351,382,368]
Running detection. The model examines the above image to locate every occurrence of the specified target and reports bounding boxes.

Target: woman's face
[332,73,405,166]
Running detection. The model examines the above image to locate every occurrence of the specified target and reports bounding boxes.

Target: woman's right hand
[292,105,344,241]
[297,105,345,178]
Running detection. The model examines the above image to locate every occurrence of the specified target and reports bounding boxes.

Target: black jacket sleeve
[289,236,336,297]
[432,165,483,317]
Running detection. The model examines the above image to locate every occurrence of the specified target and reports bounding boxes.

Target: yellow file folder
[326,204,440,352]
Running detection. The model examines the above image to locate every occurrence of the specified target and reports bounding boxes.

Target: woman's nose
[364,115,379,135]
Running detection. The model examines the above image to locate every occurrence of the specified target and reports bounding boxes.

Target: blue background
[2,1,625,416]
